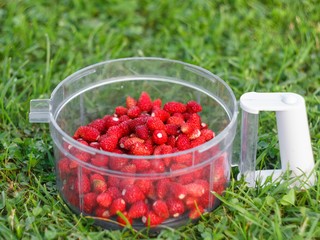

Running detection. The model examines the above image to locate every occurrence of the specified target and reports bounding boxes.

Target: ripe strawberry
[166,116,185,126]
[106,124,129,139]
[83,192,98,213]
[88,118,106,133]
[58,158,71,177]
[96,192,113,208]
[73,151,91,163]
[122,185,145,204]
[185,196,199,209]
[128,116,149,131]
[90,154,108,167]
[117,211,132,227]
[131,159,151,172]
[106,186,122,199]
[187,128,201,140]
[176,134,191,150]
[186,100,202,113]
[137,91,153,112]
[109,198,126,216]
[163,101,186,114]
[74,126,100,142]
[90,173,107,193]
[135,125,149,140]
[123,136,145,150]
[190,135,206,147]
[107,175,121,187]
[134,179,152,195]
[201,128,215,141]
[99,135,118,152]
[152,98,162,108]
[186,113,201,129]
[95,207,110,218]
[177,173,196,184]
[152,130,168,145]
[151,109,170,122]
[119,178,136,190]
[170,163,188,171]
[142,211,165,227]
[165,124,179,136]
[174,152,193,166]
[130,142,152,155]
[150,159,165,173]
[103,115,120,129]
[200,122,208,129]
[121,164,137,173]
[115,106,128,116]
[166,198,185,218]
[89,141,100,149]
[180,122,197,135]
[170,183,187,200]
[108,155,128,170]
[189,206,205,219]
[185,182,206,197]
[194,179,210,193]
[152,200,169,219]
[167,135,176,148]
[127,106,141,118]
[147,117,165,131]
[74,174,91,194]
[126,96,137,108]
[128,200,148,219]
[156,178,171,199]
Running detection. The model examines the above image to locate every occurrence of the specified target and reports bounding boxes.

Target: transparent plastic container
[29,57,315,230]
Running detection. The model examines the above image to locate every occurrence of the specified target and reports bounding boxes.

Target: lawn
[0,0,319,239]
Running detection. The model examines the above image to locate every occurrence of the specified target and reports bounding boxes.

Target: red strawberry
[201,129,215,141]
[90,173,107,193]
[200,122,208,129]
[174,152,193,166]
[150,159,165,173]
[127,106,141,118]
[151,109,170,122]
[119,178,135,190]
[189,206,205,219]
[103,115,120,129]
[156,178,171,199]
[99,135,118,152]
[186,101,202,113]
[147,117,165,131]
[107,176,121,187]
[106,186,121,199]
[122,185,145,204]
[163,101,186,114]
[152,130,168,145]
[117,211,132,227]
[74,126,100,142]
[88,118,106,133]
[152,98,162,108]
[109,198,126,216]
[176,134,191,150]
[131,159,151,172]
[134,179,152,195]
[128,116,149,131]
[165,124,179,136]
[170,183,187,200]
[74,174,91,194]
[194,179,210,193]
[185,196,199,209]
[108,155,128,171]
[74,150,91,163]
[96,192,113,208]
[186,113,201,129]
[90,154,108,167]
[142,211,165,227]
[95,207,110,218]
[135,125,149,140]
[170,163,188,171]
[130,142,152,155]
[128,200,148,219]
[167,135,176,148]
[166,198,185,218]
[177,173,196,184]
[115,106,128,116]
[121,164,137,173]
[152,200,169,219]
[126,96,137,108]
[58,158,71,177]
[123,137,145,150]
[137,91,153,112]
[166,116,185,126]
[185,182,206,197]
[89,141,100,149]
[83,192,98,213]
[190,135,206,147]
[106,124,129,139]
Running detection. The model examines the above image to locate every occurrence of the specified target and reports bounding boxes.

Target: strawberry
[131,159,151,172]
[170,183,187,200]
[96,192,113,208]
[122,185,145,204]
[177,173,196,184]
[103,115,120,129]
[74,151,91,162]
[117,211,132,227]
[121,164,137,173]
[90,154,108,167]
[90,173,107,193]
[150,159,165,173]
[156,178,171,199]
[89,141,100,149]
[95,207,110,218]
[185,182,206,197]
[74,126,100,142]
[176,134,191,150]
[200,122,208,129]
[109,198,126,216]
[119,178,135,190]
[137,91,153,112]
[115,106,128,116]
[119,115,130,123]
[106,186,122,199]
[135,125,149,140]
[99,135,118,152]
[166,135,176,148]
[152,130,168,145]
[180,122,197,135]
[58,158,71,177]
[106,124,129,139]
[123,136,145,150]
[83,192,97,213]
[152,98,162,108]
[88,118,106,133]
[165,124,179,136]
[74,174,91,194]
[186,100,202,113]
[174,152,193,166]
[185,196,199,209]
[127,106,141,118]
[126,96,137,108]
[187,129,201,140]
[128,200,148,219]
[201,128,215,141]
[151,109,170,122]
[130,142,152,155]
[128,116,149,131]
[194,179,210,193]
[166,198,185,218]
[190,135,206,147]
[152,200,169,219]
[189,206,205,219]
[147,117,165,131]
[107,176,121,187]
[170,163,188,171]
[108,155,128,170]
[166,116,185,126]
[163,101,186,114]
[186,113,201,129]
[134,179,152,195]
[142,211,165,227]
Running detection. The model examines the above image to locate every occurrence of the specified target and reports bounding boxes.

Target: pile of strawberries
[58,91,227,228]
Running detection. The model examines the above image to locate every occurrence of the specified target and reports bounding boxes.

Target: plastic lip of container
[29,57,239,230]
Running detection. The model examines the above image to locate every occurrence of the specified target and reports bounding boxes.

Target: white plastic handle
[239,92,316,188]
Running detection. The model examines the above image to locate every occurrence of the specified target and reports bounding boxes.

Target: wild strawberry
[185,196,199,209]
[100,135,118,152]
[73,151,91,162]
[96,192,113,208]
[117,211,132,227]
[166,116,185,126]
[187,128,201,140]
[176,134,191,150]
[194,179,210,193]
[123,136,145,150]
[137,91,153,112]
[131,159,151,172]
[90,154,108,167]
[165,124,179,136]
[150,159,165,173]
[74,126,100,142]
[106,124,128,140]
[142,211,165,227]
[90,173,107,193]
[170,163,188,171]
[170,183,187,200]
[130,142,152,155]
[121,164,137,173]
[146,183,156,200]
[201,129,215,141]
[151,109,170,122]
[152,98,162,108]
[185,182,206,197]
[88,118,106,133]
[119,136,129,149]
[189,206,205,219]
[122,185,145,204]
[126,95,137,108]
[83,192,98,213]
[147,117,165,131]
[174,152,193,166]
[107,176,121,187]
[152,130,168,145]
[190,135,206,147]
[128,116,149,131]
[103,115,120,129]
[89,141,100,149]
[119,115,130,122]
[166,198,185,218]
[152,200,169,219]
[58,158,71,177]
[119,178,136,190]
[180,122,197,135]
[74,174,91,194]
[198,193,210,207]
[167,135,176,148]
[128,200,148,219]
[95,207,110,218]
[135,125,149,140]
[156,178,171,199]
[186,100,202,113]
[109,198,126,216]
[127,106,141,118]
[108,155,128,171]
[163,101,186,114]
[177,173,196,184]
[200,122,208,129]
[115,106,128,116]
[186,113,201,129]
[106,186,122,199]
[134,179,152,195]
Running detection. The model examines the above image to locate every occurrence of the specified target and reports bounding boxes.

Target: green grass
[0,0,319,239]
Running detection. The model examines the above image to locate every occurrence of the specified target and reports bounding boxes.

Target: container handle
[239,92,316,188]
[29,99,51,123]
